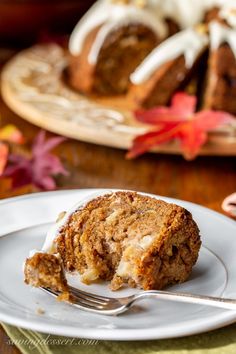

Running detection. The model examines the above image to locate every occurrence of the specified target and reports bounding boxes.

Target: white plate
[0,189,236,340]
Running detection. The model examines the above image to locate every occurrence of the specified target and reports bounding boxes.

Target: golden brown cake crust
[55,191,201,291]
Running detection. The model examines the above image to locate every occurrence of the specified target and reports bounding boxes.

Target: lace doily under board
[1,44,236,156]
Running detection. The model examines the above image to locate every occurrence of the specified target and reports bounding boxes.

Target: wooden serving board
[1,44,236,156]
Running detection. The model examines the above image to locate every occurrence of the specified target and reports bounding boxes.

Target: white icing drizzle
[130,28,208,85]
[69,0,110,57]
[68,0,236,83]
[158,0,208,29]
[155,0,236,29]
[42,190,113,252]
[87,11,166,64]
[209,21,236,58]
[25,191,116,271]
[69,0,167,64]
[219,1,236,28]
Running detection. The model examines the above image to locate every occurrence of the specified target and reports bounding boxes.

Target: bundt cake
[24,191,201,295]
[68,0,236,115]
[68,0,166,95]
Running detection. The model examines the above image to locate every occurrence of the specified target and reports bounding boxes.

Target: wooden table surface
[0,66,236,354]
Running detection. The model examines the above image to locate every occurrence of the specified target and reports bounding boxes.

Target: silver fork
[41,286,236,315]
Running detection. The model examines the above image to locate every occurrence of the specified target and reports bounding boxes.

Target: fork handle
[133,290,236,310]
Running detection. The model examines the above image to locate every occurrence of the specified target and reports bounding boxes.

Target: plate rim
[1,188,236,340]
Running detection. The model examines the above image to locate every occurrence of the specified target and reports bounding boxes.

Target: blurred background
[0,0,95,49]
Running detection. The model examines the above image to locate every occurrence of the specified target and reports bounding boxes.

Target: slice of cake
[129,27,208,108]
[204,21,236,115]
[68,1,166,95]
[24,191,201,294]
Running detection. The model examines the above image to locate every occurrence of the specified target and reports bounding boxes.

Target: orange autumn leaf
[0,142,9,175]
[127,93,235,160]
[0,124,24,144]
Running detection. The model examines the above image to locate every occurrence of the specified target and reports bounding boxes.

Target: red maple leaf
[127,92,235,160]
[3,130,69,190]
